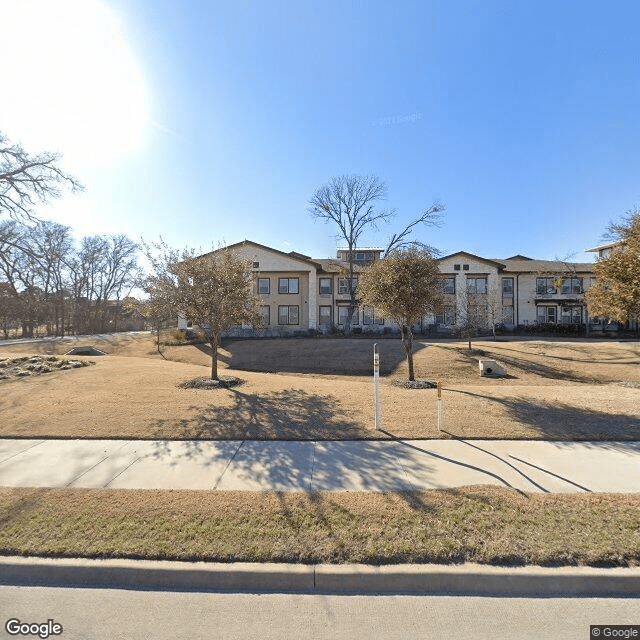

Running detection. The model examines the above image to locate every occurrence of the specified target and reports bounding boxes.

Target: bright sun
[0,0,149,169]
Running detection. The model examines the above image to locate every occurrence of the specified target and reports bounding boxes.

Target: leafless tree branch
[0,131,83,222]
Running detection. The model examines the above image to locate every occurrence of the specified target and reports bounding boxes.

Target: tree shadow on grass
[151,388,368,441]
[194,338,426,376]
[448,388,640,446]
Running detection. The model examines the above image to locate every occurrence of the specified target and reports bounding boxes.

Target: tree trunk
[210,339,218,380]
[401,325,415,381]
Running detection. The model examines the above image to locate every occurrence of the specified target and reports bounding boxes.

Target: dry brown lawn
[0,332,639,440]
[1,486,638,566]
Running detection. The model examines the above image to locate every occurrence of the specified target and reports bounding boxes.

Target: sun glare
[0,0,149,168]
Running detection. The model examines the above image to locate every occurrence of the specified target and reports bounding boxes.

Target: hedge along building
[177,240,596,335]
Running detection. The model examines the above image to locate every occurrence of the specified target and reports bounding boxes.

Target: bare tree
[0,131,83,221]
[309,174,443,334]
[358,246,443,381]
[142,240,261,380]
[454,283,491,350]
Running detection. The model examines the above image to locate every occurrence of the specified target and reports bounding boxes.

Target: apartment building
[177,240,597,334]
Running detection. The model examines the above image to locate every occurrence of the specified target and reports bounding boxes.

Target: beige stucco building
[178,240,597,335]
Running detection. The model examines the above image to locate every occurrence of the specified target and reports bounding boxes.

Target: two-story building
[177,240,597,335]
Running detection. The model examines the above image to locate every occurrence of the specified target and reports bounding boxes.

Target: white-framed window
[338,277,358,295]
[278,278,299,294]
[537,305,557,323]
[319,278,332,295]
[536,278,557,295]
[467,277,487,294]
[319,305,332,325]
[443,277,455,294]
[502,278,514,296]
[259,305,270,326]
[561,306,583,324]
[258,278,270,294]
[337,306,359,325]
[278,305,299,325]
[561,277,583,294]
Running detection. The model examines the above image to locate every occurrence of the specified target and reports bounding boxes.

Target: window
[537,306,557,323]
[502,306,514,324]
[278,278,299,294]
[467,277,487,294]
[258,305,270,326]
[258,278,270,294]
[252,261,260,268]
[436,305,456,325]
[338,277,358,294]
[363,306,383,325]
[454,264,461,271]
[463,264,469,271]
[278,305,299,325]
[561,306,583,324]
[536,278,556,295]
[319,306,332,325]
[502,278,514,296]
[319,278,332,295]
[443,277,455,294]
[338,306,359,325]
[561,277,583,294]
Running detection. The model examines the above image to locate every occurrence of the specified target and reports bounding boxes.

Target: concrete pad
[215,441,314,491]
[104,441,242,490]
[311,441,413,491]
[0,439,45,465]
[0,440,132,488]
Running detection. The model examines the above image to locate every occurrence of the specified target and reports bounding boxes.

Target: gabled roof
[437,251,506,270]
[206,240,324,270]
[501,258,595,273]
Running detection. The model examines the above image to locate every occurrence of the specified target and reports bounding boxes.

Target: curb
[1,557,639,597]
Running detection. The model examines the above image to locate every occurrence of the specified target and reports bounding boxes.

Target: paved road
[2,586,639,640]
[1,437,639,493]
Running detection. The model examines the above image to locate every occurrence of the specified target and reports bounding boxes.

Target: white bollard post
[437,381,444,432]
[374,343,381,431]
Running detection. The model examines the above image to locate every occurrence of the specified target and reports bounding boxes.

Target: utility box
[478,359,506,377]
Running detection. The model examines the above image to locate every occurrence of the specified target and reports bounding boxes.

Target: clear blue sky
[3,0,639,262]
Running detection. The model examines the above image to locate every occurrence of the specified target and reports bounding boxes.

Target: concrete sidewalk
[1,437,639,493]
